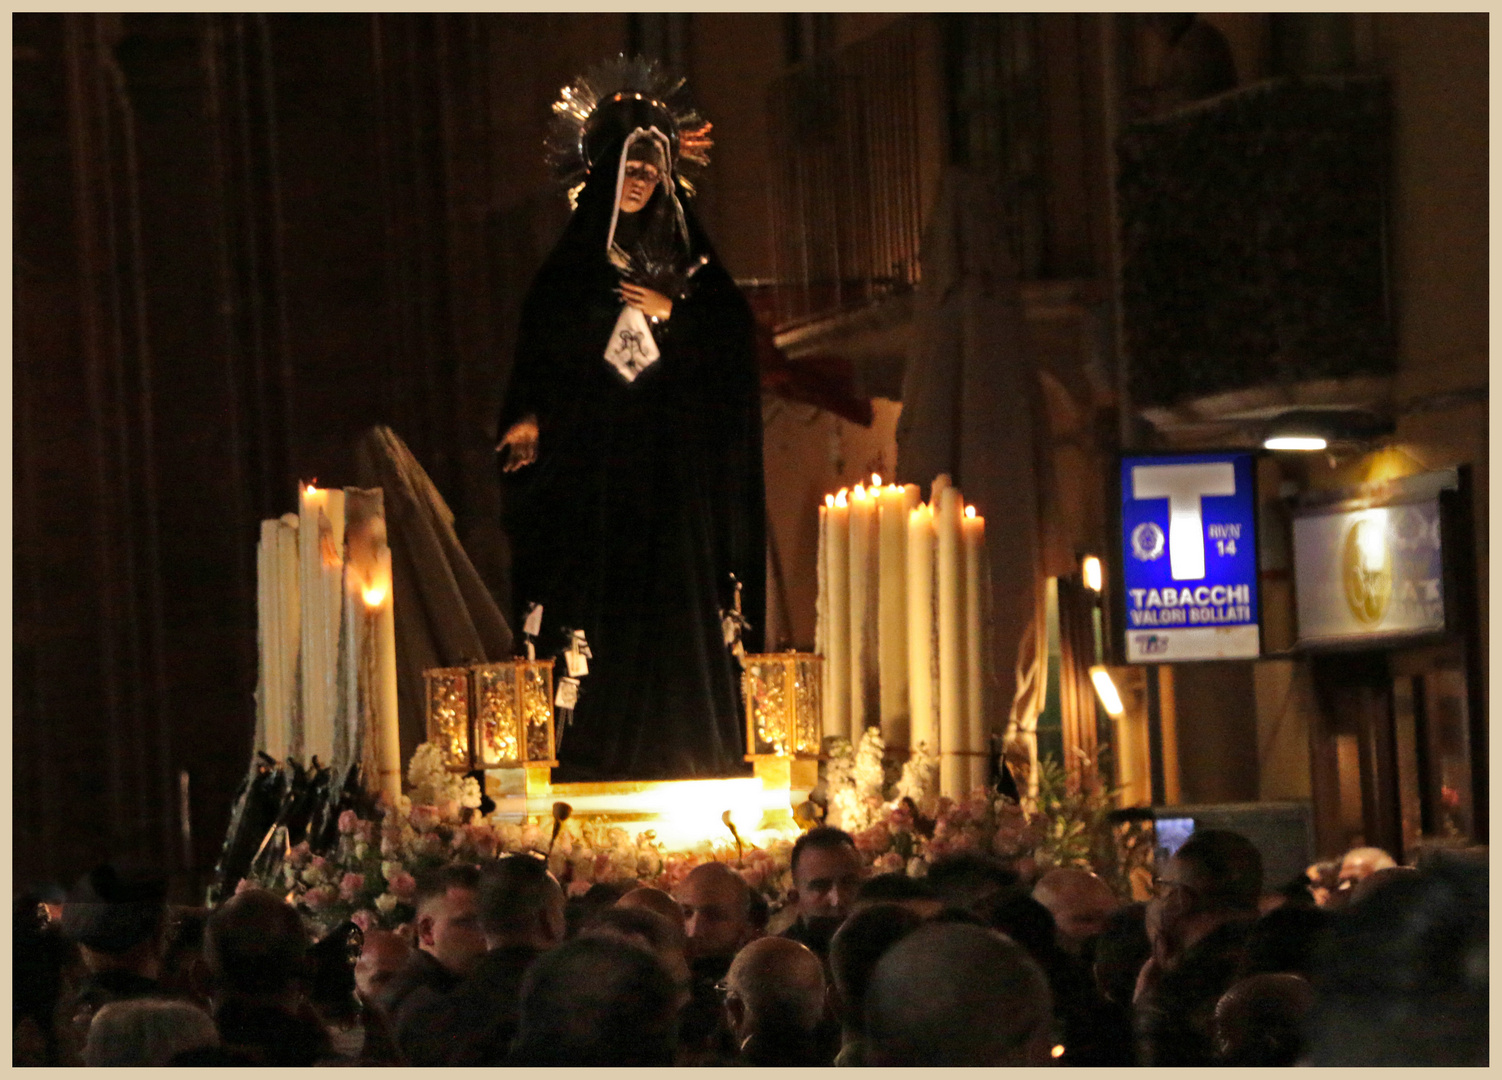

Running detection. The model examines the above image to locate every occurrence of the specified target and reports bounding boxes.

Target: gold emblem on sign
[1342,517,1392,625]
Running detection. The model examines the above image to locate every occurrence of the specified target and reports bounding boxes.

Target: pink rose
[303,886,336,911]
[338,809,360,835]
[234,877,257,896]
[350,909,375,933]
[339,873,366,902]
[309,855,330,874]
[873,851,904,875]
[286,842,312,868]
[355,819,379,843]
[389,872,417,902]
[567,879,592,898]
[409,805,440,832]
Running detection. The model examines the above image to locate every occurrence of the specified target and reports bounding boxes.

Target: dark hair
[1238,905,1332,980]
[856,873,938,905]
[1304,860,1487,1065]
[1174,829,1263,911]
[581,904,685,955]
[509,935,679,1066]
[829,902,925,1032]
[790,826,857,880]
[1091,902,1150,1006]
[414,862,482,909]
[977,892,1059,964]
[60,865,167,955]
[204,889,308,997]
[476,854,557,937]
[923,853,1022,910]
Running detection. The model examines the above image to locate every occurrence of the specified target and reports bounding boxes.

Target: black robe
[498,143,764,782]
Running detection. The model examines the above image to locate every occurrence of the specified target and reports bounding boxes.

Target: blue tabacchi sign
[1120,452,1261,663]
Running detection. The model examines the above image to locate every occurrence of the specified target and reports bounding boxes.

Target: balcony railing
[766,19,924,333]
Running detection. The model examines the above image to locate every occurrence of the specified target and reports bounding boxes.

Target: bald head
[354,929,411,1001]
[865,922,1053,1067]
[617,887,685,930]
[1338,847,1397,894]
[675,862,753,961]
[1213,973,1314,1066]
[724,936,826,1041]
[1032,868,1120,954]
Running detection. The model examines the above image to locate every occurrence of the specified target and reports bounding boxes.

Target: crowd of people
[13,823,1488,1066]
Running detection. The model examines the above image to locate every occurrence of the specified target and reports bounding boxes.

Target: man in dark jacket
[375,863,485,1027]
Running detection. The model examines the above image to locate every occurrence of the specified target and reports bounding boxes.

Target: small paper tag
[565,649,589,678]
[555,677,580,709]
[603,305,660,382]
[523,603,543,638]
[524,640,536,662]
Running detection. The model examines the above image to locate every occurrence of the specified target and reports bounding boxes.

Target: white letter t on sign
[1131,463,1236,581]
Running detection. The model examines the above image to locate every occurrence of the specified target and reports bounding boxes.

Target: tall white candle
[824,490,850,740]
[299,485,345,769]
[935,484,965,798]
[877,483,911,751]
[847,481,876,745]
[256,520,273,756]
[963,505,988,793]
[258,515,300,762]
[367,543,403,807]
[276,515,301,759]
[906,502,936,757]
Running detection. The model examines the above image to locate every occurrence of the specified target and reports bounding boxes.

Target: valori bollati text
[1127,585,1252,626]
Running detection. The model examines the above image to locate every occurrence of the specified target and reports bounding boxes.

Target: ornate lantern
[423,666,473,772]
[422,659,558,772]
[471,659,558,769]
[741,651,823,760]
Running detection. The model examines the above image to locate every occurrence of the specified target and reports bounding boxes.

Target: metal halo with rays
[546,54,713,207]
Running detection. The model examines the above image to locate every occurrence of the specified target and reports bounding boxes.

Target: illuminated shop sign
[1292,473,1453,646]
[1120,452,1260,663]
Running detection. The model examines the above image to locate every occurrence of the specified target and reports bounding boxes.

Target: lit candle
[963,505,988,793]
[299,484,345,769]
[848,482,876,744]
[906,502,936,757]
[823,489,850,740]
[367,543,402,807]
[935,483,965,797]
[877,483,912,751]
[276,515,301,761]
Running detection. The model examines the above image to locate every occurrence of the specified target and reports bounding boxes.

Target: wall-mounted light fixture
[1089,665,1125,718]
[1261,409,1393,452]
[1081,555,1103,592]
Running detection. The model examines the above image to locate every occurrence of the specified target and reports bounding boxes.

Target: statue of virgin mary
[496,59,765,782]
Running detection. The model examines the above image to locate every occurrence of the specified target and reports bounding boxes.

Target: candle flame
[304,483,317,496]
[871,472,882,488]
[824,494,835,508]
[362,583,388,609]
[834,489,848,508]
[853,483,866,500]
[965,505,977,519]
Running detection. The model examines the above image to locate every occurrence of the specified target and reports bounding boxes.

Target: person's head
[82,998,219,1066]
[674,862,755,962]
[1212,973,1313,1066]
[618,138,665,214]
[1161,828,1263,916]
[1306,859,1341,907]
[204,887,309,999]
[865,922,1054,1066]
[353,928,411,1001]
[476,854,566,951]
[1092,902,1150,1006]
[923,852,1022,914]
[1337,846,1398,897]
[1304,859,1487,1065]
[1032,868,1120,954]
[1237,903,1332,980]
[413,862,486,975]
[852,872,941,918]
[580,904,692,1011]
[828,901,925,1037]
[617,886,686,930]
[1348,863,1418,906]
[61,864,168,976]
[788,826,865,929]
[722,936,827,1045]
[510,934,679,1066]
[977,890,1061,965]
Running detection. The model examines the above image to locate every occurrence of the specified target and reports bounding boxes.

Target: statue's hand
[620,282,673,322]
[497,416,539,472]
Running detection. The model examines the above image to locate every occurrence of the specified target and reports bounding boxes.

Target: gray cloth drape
[355,425,514,768]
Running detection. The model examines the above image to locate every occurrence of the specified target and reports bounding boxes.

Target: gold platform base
[483,758,819,849]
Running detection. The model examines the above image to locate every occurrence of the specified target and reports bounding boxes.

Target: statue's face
[618,159,661,213]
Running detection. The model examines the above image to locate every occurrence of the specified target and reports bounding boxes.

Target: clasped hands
[497,285,672,471]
